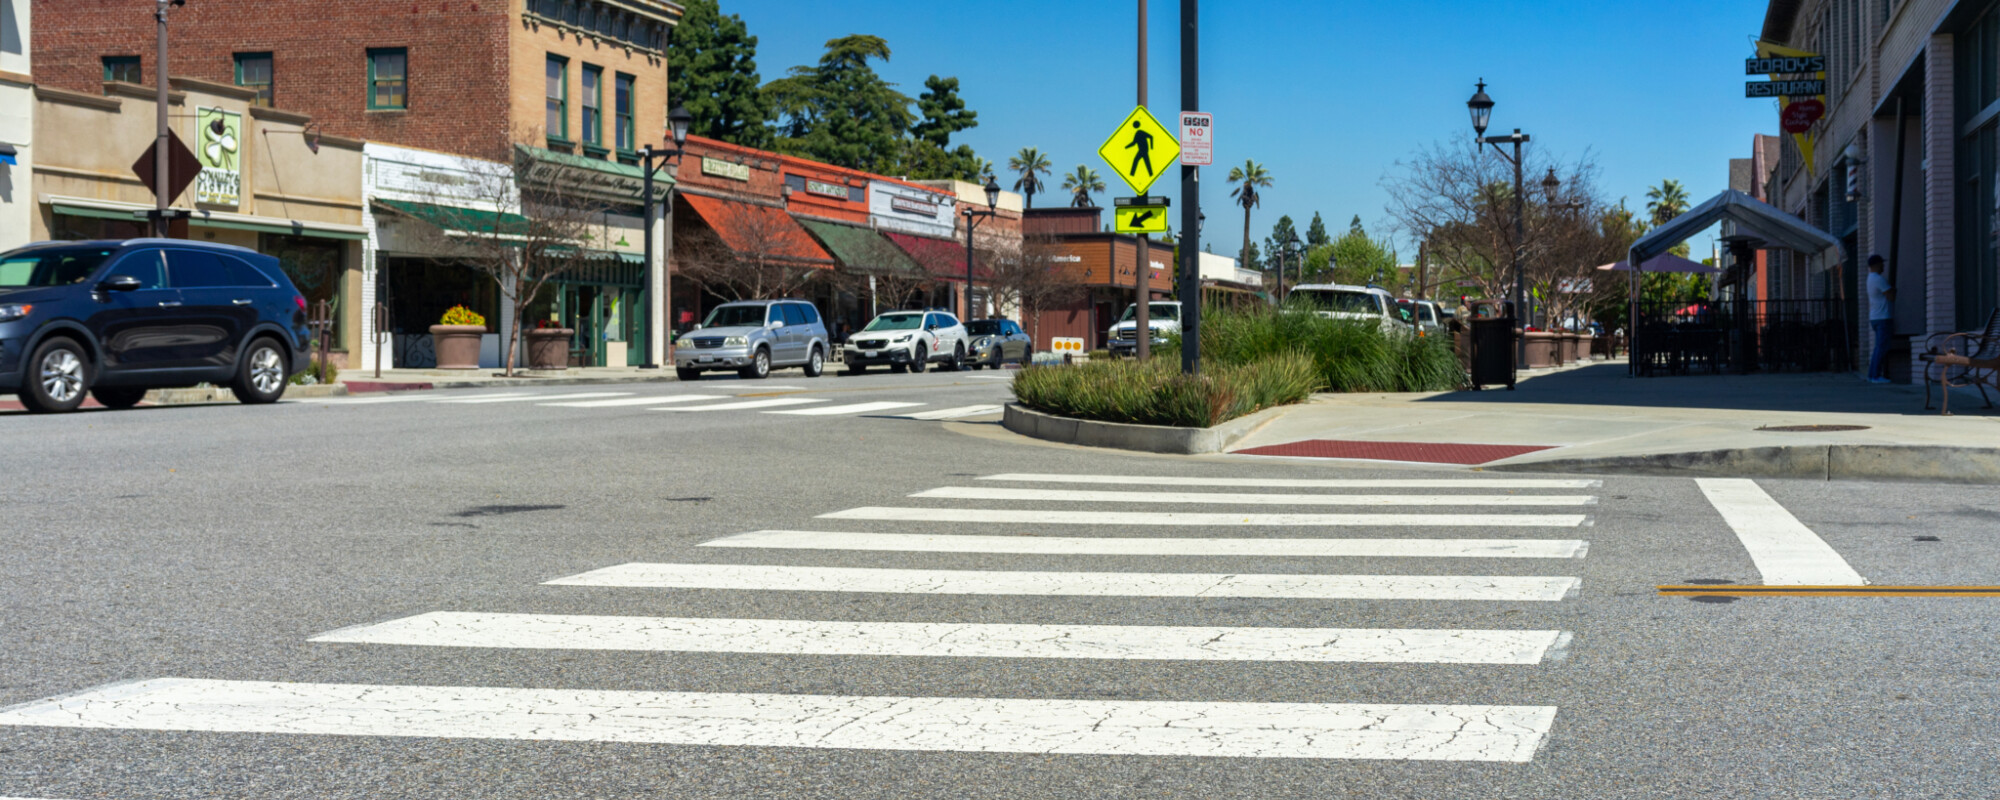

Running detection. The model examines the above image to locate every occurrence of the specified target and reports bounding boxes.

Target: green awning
[796,218,924,277]
[374,199,532,235]
[52,203,367,241]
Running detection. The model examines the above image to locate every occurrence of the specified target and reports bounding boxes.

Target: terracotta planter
[1523,331,1560,368]
[1558,333,1582,364]
[527,328,574,370]
[428,324,485,369]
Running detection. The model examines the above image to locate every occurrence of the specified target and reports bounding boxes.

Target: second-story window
[234,53,273,107]
[545,56,568,142]
[581,65,603,149]
[102,56,142,84]
[368,49,407,109]
[615,73,635,153]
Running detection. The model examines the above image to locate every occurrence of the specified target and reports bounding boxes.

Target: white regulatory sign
[1180,111,1212,166]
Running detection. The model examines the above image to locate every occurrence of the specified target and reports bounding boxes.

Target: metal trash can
[1467,301,1516,390]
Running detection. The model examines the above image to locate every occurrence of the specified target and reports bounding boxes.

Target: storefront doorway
[555,282,646,367]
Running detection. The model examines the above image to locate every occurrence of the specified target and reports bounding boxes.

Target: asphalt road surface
[3,368,1998,799]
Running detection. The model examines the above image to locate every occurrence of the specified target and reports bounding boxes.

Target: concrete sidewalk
[337,366,682,392]
[1226,361,2000,482]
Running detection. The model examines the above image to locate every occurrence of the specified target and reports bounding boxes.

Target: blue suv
[0,239,310,413]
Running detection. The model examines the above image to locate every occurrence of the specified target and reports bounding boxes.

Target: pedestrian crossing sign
[1097,106,1180,195]
[1114,205,1170,234]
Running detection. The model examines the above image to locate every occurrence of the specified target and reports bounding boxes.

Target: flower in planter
[440,305,486,327]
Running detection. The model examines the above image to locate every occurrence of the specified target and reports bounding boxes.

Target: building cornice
[35,84,122,111]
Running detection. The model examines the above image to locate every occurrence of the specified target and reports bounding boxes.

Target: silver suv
[675,299,829,380]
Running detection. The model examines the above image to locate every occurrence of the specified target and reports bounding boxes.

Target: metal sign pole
[1133,0,1150,361]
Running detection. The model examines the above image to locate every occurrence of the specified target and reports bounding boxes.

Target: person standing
[1865,254,1896,384]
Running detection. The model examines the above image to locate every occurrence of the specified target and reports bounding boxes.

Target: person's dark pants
[1868,318,1892,380]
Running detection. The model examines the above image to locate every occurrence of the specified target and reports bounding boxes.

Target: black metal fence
[1632,298,1851,376]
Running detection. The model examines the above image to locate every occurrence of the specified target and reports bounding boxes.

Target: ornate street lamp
[635,102,694,368]
[1466,79,1530,368]
[962,174,1002,320]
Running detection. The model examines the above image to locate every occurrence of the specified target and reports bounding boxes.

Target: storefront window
[262,234,345,348]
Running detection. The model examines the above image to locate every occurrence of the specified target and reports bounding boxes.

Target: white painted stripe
[820,507,1587,528]
[446,392,631,404]
[894,404,1003,420]
[913,486,1597,507]
[0,678,1557,761]
[306,393,440,404]
[426,392,536,403]
[313,611,1570,664]
[541,395,725,408]
[766,401,927,416]
[661,398,827,411]
[701,530,1590,559]
[546,563,1581,601]
[967,374,1014,380]
[981,473,1602,489]
[1695,478,1867,586]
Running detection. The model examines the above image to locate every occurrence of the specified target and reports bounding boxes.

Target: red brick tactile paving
[1230,439,1558,465]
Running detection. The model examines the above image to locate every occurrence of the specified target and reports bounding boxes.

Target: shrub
[440,305,486,327]
[291,358,339,386]
[1012,352,1319,427]
[1173,305,1462,393]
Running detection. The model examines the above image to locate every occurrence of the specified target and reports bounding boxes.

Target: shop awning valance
[885,232,988,281]
[680,193,833,267]
[50,196,368,241]
[374,199,531,236]
[796,218,924,278]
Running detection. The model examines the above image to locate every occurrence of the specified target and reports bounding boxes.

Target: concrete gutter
[1489,444,2000,484]
[145,383,348,405]
[340,372,684,393]
[1002,403,1289,455]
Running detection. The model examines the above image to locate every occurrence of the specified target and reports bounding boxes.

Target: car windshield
[702,305,769,328]
[0,246,117,288]
[1117,304,1180,322]
[863,313,924,331]
[965,320,1007,335]
[1293,289,1381,315]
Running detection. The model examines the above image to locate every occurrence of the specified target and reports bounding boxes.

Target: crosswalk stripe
[312,611,1571,664]
[660,398,827,412]
[893,404,1003,420]
[766,401,927,416]
[546,563,1582,601]
[820,507,1588,527]
[427,392,537,403]
[966,374,1014,380]
[912,487,1597,507]
[306,393,441,404]
[982,474,1603,489]
[0,678,1557,761]
[444,392,632,404]
[700,530,1591,559]
[540,394,725,408]
[1696,478,1867,586]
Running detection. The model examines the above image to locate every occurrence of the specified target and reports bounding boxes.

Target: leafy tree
[667,0,771,148]
[1226,159,1271,273]
[1329,223,1398,287]
[911,75,977,148]
[891,138,984,182]
[1261,215,1299,272]
[1305,212,1330,248]
[1060,164,1104,208]
[764,35,914,172]
[1009,147,1052,208]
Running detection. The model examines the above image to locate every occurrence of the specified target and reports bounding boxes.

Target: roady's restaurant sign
[1745,43,1826,174]
[194,106,242,207]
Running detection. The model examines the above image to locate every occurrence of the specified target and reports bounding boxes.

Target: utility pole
[1177,0,1199,374]
[1133,0,1150,361]
[153,0,178,237]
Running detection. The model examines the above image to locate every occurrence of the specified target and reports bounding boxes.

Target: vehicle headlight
[0,304,30,323]
[893,334,912,343]
[724,335,748,346]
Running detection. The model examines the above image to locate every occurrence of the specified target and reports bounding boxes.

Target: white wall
[0,0,30,250]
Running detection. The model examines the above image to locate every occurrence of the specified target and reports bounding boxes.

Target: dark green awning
[374,199,531,235]
[795,218,924,277]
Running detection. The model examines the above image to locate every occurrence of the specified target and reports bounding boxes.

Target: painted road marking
[913,487,1597,507]
[444,392,631,404]
[819,507,1589,528]
[541,395,725,408]
[661,398,827,412]
[1657,585,2000,597]
[546,563,1582,601]
[700,530,1590,559]
[313,612,1572,664]
[766,401,927,416]
[1695,478,1867,586]
[893,404,1004,420]
[424,392,538,403]
[0,678,1558,762]
[967,374,1014,380]
[304,393,441,404]
[980,474,1602,489]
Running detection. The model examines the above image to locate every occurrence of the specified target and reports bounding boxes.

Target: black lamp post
[961,175,1002,320]
[1274,230,1302,302]
[1466,79,1530,367]
[636,102,693,368]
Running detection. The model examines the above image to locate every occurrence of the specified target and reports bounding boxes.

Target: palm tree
[1008,147,1052,209]
[1226,159,1272,272]
[1060,164,1104,208]
[973,159,995,182]
[1645,179,1690,227]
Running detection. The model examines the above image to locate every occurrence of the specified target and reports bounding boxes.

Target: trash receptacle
[1467,301,1516,390]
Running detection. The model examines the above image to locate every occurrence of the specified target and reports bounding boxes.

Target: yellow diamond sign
[1097,106,1179,195]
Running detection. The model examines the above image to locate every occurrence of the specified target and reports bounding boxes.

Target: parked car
[1107,301,1182,357]
[843,309,969,374]
[674,299,828,380]
[1287,284,1409,336]
[1395,298,1449,338]
[0,239,309,413]
[964,318,1031,370]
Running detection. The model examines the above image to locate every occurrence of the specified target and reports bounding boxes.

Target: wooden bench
[1921,309,2000,415]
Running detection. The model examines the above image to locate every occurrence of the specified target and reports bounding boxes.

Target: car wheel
[909,344,928,373]
[949,343,965,372]
[20,338,91,413]
[675,367,702,381]
[803,346,825,378]
[90,386,149,409]
[989,349,1004,369]
[843,363,866,376]
[233,338,289,404]
[738,348,771,379]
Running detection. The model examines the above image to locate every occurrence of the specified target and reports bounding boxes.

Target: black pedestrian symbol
[1124,121,1155,178]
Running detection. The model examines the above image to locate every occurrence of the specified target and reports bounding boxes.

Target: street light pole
[961,175,1002,320]
[637,103,694,369]
[1177,0,1199,374]
[1466,80,1531,369]
[153,0,184,237]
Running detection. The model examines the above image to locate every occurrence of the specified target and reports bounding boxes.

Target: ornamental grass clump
[1180,304,1462,393]
[1012,352,1318,428]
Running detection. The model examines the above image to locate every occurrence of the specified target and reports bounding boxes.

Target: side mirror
[689,322,702,331]
[767,319,784,329]
[98,275,143,292]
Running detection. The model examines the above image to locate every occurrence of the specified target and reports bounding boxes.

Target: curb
[147,384,349,405]
[339,373,683,393]
[1489,444,2000,484]
[1001,403,1289,455]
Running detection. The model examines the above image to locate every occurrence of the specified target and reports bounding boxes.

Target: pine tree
[764,35,914,172]
[1306,212,1330,248]
[911,75,977,148]
[667,0,771,148]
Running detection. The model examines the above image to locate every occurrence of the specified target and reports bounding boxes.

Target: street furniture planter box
[1558,333,1582,365]
[527,328,574,371]
[429,324,485,370]
[1523,331,1560,368]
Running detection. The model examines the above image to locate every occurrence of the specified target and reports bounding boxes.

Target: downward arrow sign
[1132,211,1156,225]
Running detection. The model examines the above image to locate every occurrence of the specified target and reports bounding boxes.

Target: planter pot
[428,324,486,369]
[1558,333,1582,365]
[1523,332,1560,368]
[526,328,574,371]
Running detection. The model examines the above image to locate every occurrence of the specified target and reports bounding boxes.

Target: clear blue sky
[727,0,1773,263]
